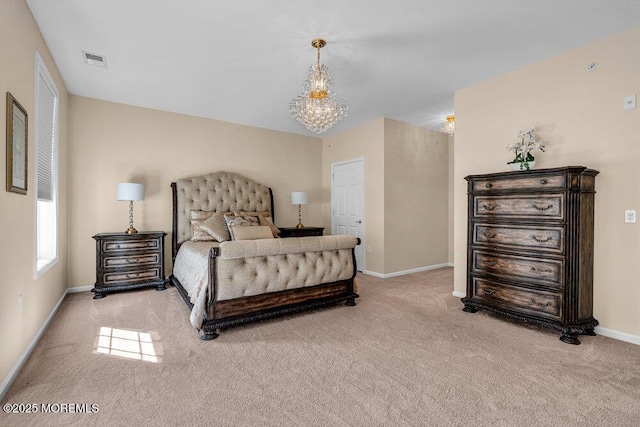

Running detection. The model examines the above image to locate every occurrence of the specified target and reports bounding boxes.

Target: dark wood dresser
[462,166,598,344]
[92,232,167,299]
[278,227,324,238]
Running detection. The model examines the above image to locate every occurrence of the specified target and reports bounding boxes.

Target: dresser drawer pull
[484,183,492,188]
[530,298,552,308]
[531,235,553,243]
[116,244,121,249]
[483,261,497,267]
[126,273,140,279]
[530,266,552,273]
[145,242,154,247]
[481,203,498,211]
[532,204,553,211]
[540,179,548,185]
[483,231,497,239]
[482,289,496,296]
[126,258,140,264]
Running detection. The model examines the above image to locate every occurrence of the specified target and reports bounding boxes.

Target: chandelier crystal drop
[289,38,348,134]
[441,115,455,134]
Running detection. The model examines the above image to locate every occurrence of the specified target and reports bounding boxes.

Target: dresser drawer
[471,174,566,192]
[473,223,564,254]
[102,267,161,285]
[102,238,161,253]
[103,253,160,269]
[473,277,562,321]
[473,194,564,220]
[471,250,563,288]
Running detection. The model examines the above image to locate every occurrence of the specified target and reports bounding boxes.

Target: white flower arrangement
[506,129,545,170]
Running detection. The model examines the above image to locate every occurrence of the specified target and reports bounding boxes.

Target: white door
[332,159,365,271]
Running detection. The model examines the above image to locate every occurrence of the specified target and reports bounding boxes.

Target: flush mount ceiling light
[441,115,455,134]
[289,38,348,134]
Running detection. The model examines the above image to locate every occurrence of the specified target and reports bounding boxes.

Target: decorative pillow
[234,210,279,237]
[190,210,231,242]
[224,215,259,240]
[230,225,274,240]
[200,212,231,242]
[258,215,280,237]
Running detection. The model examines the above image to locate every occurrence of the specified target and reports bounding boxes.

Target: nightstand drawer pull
[483,231,497,239]
[530,298,552,308]
[126,258,139,263]
[482,289,496,296]
[530,266,552,273]
[485,183,493,188]
[531,235,553,243]
[116,244,121,249]
[483,261,497,267]
[126,273,140,279]
[540,179,548,184]
[532,204,552,211]
[481,203,498,211]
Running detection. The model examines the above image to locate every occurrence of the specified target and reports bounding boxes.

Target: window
[35,52,59,276]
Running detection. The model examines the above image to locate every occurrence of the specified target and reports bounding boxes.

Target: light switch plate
[624,95,636,110]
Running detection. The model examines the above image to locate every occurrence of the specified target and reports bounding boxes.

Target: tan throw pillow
[199,212,231,242]
[224,215,259,240]
[234,210,271,218]
[258,215,280,237]
[190,210,231,241]
[230,225,274,240]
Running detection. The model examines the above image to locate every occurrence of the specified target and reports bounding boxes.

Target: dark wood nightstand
[92,231,167,299]
[278,227,324,238]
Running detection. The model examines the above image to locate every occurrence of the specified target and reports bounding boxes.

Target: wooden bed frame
[168,172,359,340]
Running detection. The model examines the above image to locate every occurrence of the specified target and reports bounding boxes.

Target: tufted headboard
[171,171,274,261]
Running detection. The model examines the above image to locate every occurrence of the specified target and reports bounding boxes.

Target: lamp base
[296,222,305,229]
[125,226,138,234]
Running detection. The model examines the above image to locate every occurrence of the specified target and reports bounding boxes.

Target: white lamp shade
[117,183,145,201]
[291,191,309,205]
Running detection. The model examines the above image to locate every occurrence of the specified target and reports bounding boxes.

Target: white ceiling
[26,0,640,137]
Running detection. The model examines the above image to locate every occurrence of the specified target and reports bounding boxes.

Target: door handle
[355,220,362,224]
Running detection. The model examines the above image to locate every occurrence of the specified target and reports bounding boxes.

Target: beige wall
[383,119,450,273]
[68,96,321,286]
[454,28,640,335]
[322,119,385,273]
[0,0,68,391]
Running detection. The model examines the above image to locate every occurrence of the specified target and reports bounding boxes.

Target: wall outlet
[18,294,24,313]
[624,95,636,110]
[625,210,636,223]
[367,245,372,253]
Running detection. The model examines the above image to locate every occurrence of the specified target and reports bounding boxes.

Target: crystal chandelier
[289,38,348,134]
[441,115,455,134]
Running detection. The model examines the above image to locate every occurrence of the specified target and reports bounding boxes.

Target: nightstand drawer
[103,253,160,269]
[102,267,161,285]
[472,174,566,192]
[473,277,562,321]
[102,238,161,253]
[473,194,564,220]
[471,250,563,288]
[473,223,564,254]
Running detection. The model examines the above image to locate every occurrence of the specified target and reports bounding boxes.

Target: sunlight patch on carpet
[95,327,159,363]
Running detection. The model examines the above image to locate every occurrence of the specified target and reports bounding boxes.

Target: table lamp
[291,191,309,229]
[117,182,145,233]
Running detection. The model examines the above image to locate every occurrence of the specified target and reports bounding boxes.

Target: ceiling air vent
[82,51,108,68]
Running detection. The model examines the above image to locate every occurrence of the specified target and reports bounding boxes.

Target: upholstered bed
[169,171,359,340]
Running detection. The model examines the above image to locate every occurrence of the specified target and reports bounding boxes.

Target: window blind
[36,73,57,202]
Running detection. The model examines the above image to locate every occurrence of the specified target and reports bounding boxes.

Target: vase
[508,160,535,171]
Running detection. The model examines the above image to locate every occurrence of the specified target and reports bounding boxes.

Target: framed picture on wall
[6,92,28,195]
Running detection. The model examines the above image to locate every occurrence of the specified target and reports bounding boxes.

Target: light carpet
[2,267,640,426]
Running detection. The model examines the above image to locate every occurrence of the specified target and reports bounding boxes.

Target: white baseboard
[452,290,466,298]
[594,326,640,346]
[0,290,67,402]
[67,285,92,293]
[362,263,452,279]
